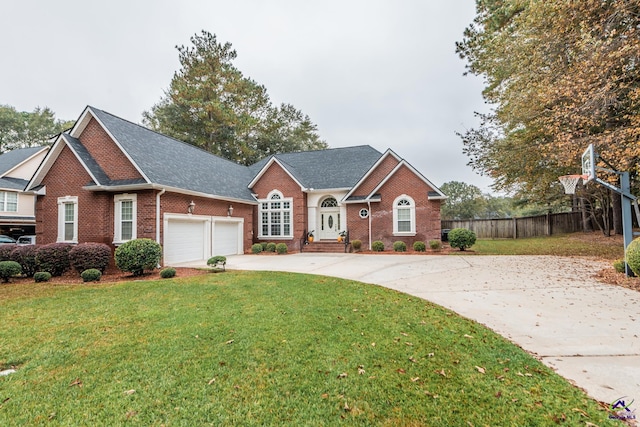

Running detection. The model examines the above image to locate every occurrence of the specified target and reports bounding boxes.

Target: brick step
[302,241,349,253]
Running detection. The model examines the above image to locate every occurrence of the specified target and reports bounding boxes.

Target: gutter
[156,188,166,243]
[367,200,372,251]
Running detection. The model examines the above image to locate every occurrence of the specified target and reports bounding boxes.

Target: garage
[164,217,209,265]
[213,220,243,256]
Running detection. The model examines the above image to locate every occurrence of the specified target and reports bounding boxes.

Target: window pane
[65,203,75,222]
[397,208,410,221]
[6,192,17,212]
[283,201,290,209]
[64,223,74,241]
[121,221,133,240]
[398,220,411,232]
[262,212,269,235]
[121,200,133,221]
[271,201,280,210]
[271,212,281,235]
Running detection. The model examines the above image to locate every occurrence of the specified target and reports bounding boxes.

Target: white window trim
[114,193,137,245]
[57,196,78,243]
[392,194,416,236]
[0,191,18,212]
[258,190,294,239]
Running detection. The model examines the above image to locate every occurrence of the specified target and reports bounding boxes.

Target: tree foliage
[0,105,73,153]
[143,31,327,165]
[457,1,640,198]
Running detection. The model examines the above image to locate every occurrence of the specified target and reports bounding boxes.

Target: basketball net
[558,175,587,195]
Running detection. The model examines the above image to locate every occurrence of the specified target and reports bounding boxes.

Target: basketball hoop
[558,174,587,195]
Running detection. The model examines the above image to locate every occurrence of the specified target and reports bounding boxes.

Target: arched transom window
[320,197,338,208]
[393,195,416,235]
[259,190,293,238]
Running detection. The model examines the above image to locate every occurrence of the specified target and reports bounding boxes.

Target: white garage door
[164,219,207,264]
[213,221,241,256]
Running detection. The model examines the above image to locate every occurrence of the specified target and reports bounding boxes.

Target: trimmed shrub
[413,241,426,252]
[351,239,362,251]
[208,256,227,267]
[429,240,442,251]
[613,259,626,274]
[115,238,162,276]
[0,261,22,283]
[160,267,177,278]
[276,243,288,254]
[625,237,640,276]
[372,241,384,252]
[393,241,407,252]
[265,242,276,253]
[81,268,102,282]
[448,228,477,251]
[69,243,111,274]
[36,243,72,276]
[34,271,51,283]
[10,245,39,277]
[251,243,263,254]
[0,244,17,261]
[261,242,268,251]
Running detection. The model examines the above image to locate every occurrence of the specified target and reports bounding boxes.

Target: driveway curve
[225,253,640,406]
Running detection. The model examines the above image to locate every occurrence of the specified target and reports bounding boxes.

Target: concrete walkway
[215,253,639,406]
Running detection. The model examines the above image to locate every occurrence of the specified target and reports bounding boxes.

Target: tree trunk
[612,190,623,235]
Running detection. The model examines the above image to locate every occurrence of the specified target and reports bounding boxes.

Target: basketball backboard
[581,144,595,182]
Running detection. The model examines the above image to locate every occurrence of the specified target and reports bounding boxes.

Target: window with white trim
[259,190,293,238]
[57,196,78,243]
[393,195,416,235]
[114,194,137,244]
[0,191,18,212]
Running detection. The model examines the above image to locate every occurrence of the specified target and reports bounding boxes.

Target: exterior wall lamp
[187,200,195,214]
[227,204,234,216]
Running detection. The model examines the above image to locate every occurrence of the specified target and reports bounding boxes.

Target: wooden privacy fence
[441,211,584,239]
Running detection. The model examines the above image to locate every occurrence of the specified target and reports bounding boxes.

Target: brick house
[0,146,49,240]
[26,106,446,265]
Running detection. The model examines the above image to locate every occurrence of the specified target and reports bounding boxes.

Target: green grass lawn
[0,272,615,426]
[471,233,624,259]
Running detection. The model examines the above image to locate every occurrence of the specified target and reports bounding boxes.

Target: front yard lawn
[0,272,614,426]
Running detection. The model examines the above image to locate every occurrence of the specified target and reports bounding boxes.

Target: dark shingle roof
[0,177,30,191]
[63,134,110,185]
[89,107,255,201]
[0,146,45,176]
[251,145,383,189]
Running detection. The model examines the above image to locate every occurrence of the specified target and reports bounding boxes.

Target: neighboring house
[0,146,49,239]
[26,106,446,265]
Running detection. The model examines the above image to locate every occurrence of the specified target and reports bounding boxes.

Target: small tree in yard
[448,228,477,251]
[115,238,162,276]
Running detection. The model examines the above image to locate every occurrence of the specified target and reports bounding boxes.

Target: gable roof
[248,145,383,190]
[0,146,48,191]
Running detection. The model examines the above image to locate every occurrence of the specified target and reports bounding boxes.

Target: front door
[319,197,340,240]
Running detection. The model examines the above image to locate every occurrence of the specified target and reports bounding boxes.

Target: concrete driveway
[222,253,640,406]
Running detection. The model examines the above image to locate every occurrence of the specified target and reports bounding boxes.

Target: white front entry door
[319,196,341,240]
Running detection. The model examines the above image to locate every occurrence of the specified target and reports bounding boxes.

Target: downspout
[156,188,166,244]
[367,200,372,251]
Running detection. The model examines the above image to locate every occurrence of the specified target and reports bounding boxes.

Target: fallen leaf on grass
[411,377,420,382]
[208,378,216,385]
[396,368,406,374]
[337,372,348,379]
[427,352,435,357]
[69,378,83,388]
[370,342,376,347]
[400,332,409,337]
[343,401,350,412]
[475,366,486,374]
[408,356,417,363]
[436,369,447,377]
[124,389,136,395]
[321,393,329,399]
[357,366,365,375]
[125,411,138,419]
[464,334,473,339]
[405,342,413,346]
[225,339,234,345]
[425,391,439,398]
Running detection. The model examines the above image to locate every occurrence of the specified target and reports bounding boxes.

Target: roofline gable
[0,146,48,179]
[247,157,306,190]
[366,159,447,200]
[341,149,400,201]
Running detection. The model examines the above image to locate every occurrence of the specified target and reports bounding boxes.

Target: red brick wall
[346,164,442,249]
[250,162,306,251]
[350,154,399,198]
[79,117,143,181]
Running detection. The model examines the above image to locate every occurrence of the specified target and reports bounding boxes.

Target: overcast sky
[1,1,494,192]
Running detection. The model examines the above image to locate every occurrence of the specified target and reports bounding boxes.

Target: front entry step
[302,241,349,253]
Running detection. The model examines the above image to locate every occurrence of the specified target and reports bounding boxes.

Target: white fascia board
[342,149,401,201]
[85,107,151,184]
[25,135,66,190]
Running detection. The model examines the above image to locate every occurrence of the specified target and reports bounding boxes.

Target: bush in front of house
[34,271,51,283]
[160,267,176,278]
[0,261,22,283]
[115,238,162,276]
[251,243,263,254]
[429,240,442,250]
[81,268,102,282]
[448,228,477,251]
[351,239,362,252]
[208,256,227,268]
[393,241,407,252]
[0,244,17,261]
[413,241,426,252]
[276,243,288,254]
[266,242,276,253]
[261,242,268,251]
[10,245,39,277]
[613,259,626,274]
[36,243,73,276]
[372,241,384,252]
[625,237,640,276]
[69,242,112,274]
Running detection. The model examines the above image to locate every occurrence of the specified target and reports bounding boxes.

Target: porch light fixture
[187,200,195,214]
[227,204,234,216]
